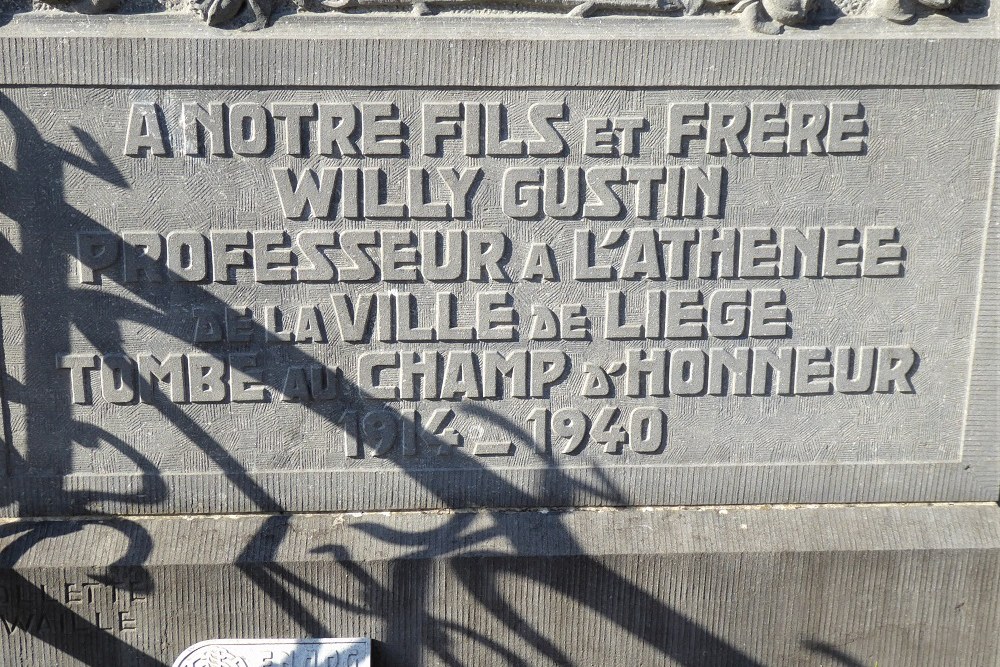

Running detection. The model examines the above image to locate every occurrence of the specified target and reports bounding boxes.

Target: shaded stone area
[0,13,995,667]
[0,504,997,666]
[0,50,995,515]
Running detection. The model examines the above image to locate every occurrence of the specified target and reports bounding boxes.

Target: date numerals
[526,407,666,455]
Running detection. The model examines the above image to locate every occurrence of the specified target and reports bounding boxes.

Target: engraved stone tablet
[171,638,370,667]
[0,16,996,514]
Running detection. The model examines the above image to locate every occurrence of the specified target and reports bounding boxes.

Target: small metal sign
[171,638,371,667]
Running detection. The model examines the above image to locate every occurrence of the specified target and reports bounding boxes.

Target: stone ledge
[2,502,998,567]
[0,16,997,87]
[0,503,997,665]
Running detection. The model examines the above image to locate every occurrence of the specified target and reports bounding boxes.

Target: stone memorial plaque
[0,16,996,515]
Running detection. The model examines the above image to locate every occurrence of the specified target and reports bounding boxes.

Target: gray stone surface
[0,13,997,666]
[0,504,997,665]
[0,17,997,514]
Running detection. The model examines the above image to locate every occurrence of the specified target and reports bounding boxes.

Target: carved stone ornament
[171,639,371,667]
[27,0,969,33]
[178,646,249,667]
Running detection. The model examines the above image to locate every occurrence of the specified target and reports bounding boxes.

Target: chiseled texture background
[0,87,991,479]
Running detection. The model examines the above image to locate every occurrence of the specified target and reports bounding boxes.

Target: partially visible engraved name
[0,577,146,636]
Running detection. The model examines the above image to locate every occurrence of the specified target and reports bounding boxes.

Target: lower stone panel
[0,503,997,666]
